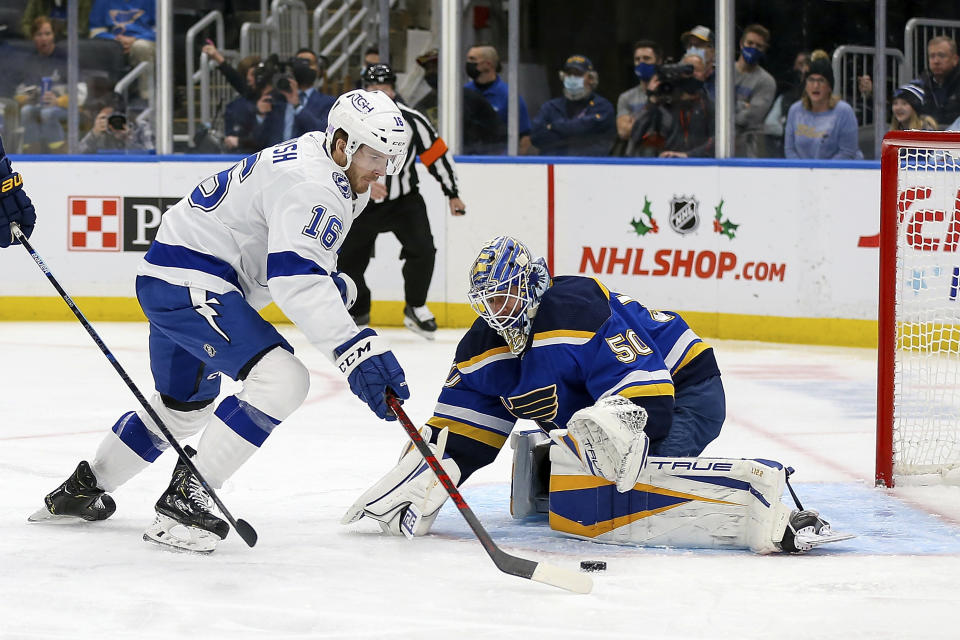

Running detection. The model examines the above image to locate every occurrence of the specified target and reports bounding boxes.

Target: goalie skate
[28,460,116,523]
[143,447,228,554]
[780,509,855,553]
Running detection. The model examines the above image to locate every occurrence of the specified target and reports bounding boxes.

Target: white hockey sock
[91,430,154,492]
[193,414,260,489]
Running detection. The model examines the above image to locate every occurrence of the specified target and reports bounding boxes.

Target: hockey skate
[779,509,855,553]
[143,447,228,554]
[403,304,437,340]
[28,460,116,523]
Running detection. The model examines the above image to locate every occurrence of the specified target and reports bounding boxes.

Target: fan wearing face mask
[734,24,776,158]
[530,54,615,156]
[614,40,663,153]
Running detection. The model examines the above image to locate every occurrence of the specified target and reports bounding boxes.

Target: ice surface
[2,322,959,639]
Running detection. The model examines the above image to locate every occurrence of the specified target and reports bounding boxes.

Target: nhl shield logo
[669,195,700,235]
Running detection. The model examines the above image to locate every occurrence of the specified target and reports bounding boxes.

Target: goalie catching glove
[341,426,460,537]
[551,395,650,493]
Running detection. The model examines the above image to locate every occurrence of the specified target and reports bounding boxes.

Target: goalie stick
[385,390,593,594]
[11,223,257,548]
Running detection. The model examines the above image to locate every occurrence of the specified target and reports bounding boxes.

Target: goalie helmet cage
[877,130,960,487]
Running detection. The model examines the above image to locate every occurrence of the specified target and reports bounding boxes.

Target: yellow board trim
[425,416,508,449]
[0,298,879,348]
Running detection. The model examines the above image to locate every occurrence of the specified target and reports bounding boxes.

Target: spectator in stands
[734,24,776,157]
[889,83,938,131]
[530,54,615,156]
[79,96,150,154]
[613,40,662,155]
[14,16,71,153]
[784,58,862,160]
[860,36,960,129]
[292,48,336,134]
[465,45,532,154]
[88,0,155,101]
[682,25,715,100]
[627,55,714,158]
[223,57,275,153]
[201,41,251,96]
[763,51,810,156]
[413,48,505,155]
[22,0,93,38]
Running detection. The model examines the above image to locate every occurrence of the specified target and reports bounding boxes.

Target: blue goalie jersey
[426,276,721,480]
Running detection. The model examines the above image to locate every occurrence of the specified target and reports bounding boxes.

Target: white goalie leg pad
[341,426,461,537]
[553,395,650,493]
[549,444,792,553]
[194,347,310,488]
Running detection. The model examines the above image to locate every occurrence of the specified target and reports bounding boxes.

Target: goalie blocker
[510,430,853,554]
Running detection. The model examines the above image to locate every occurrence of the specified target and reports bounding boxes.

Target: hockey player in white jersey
[30,90,412,553]
[343,236,853,553]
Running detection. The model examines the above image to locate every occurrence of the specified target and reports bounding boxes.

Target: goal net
[878,131,960,487]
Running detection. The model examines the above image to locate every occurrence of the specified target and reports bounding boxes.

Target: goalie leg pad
[342,426,461,537]
[549,444,792,553]
[509,429,552,518]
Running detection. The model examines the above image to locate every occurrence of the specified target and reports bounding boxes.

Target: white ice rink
[2,321,959,639]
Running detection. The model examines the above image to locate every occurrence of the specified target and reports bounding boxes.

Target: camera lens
[108,114,127,130]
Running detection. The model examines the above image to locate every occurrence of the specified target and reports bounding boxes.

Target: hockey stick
[11,223,257,548]
[385,390,592,594]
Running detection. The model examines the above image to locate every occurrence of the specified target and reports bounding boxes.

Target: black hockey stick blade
[234,519,258,547]
[385,391,592,594]
[12,223,258,549]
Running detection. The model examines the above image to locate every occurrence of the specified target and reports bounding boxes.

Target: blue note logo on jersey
[669,195,700,235]
[332,171,351,199]
[501,384,559,425]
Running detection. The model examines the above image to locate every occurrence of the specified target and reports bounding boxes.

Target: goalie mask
[325,89,409,175]
[467,236,551,355]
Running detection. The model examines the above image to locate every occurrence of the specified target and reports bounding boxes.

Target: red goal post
[878,130,960,487]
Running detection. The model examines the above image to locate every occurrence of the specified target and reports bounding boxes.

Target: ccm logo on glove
[338,340,373,372]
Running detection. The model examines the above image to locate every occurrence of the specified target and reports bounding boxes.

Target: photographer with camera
[79,96,151,154]
[223,53,335,154]
[530,55,615,156]
[626,53,714,158]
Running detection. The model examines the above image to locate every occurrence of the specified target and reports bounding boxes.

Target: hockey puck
[580,560,607,572]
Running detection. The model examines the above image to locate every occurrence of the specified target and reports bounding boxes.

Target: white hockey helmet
[325,89,409,175]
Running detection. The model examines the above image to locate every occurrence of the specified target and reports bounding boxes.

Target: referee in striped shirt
[339,62,466,340]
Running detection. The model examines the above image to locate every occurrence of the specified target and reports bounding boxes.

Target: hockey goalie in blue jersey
[30,90,414,553]
[343,236,853,553]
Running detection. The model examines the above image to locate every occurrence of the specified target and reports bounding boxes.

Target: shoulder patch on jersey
[648,309,675,323]
[332,171,351,199]
[531,276,612,335]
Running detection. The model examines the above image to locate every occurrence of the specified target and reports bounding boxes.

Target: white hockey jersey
[138,132,369,359]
